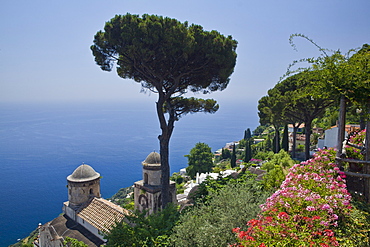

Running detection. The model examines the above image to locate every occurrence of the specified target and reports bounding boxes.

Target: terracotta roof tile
[49,215,104,247]
[77,197,129,233]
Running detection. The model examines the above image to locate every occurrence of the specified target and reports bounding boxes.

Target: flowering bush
[233,148,355,246]
[345,129,366,160]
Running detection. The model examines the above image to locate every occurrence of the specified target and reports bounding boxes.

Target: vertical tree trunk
[159,135,170,208]
[282,124,289,152]
[336,96,347,158]
[365,106,370,161]
[359,112,366,130]
[156,97,173,209]
[364,102,370,202]
[273,125,280,153]
[292,126,298,159]
[304,121,312,161]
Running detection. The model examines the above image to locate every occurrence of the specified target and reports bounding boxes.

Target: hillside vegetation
[105,40,370,246]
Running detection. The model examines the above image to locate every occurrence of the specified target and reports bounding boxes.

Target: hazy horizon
[1,0,370,105]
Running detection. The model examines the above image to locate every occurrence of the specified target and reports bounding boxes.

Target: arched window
[144,173,148,184]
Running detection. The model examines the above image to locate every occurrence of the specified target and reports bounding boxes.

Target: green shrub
[260,150,295,190]
[63,237,88,247]
[105,204,179,247]
[170,182,270,247]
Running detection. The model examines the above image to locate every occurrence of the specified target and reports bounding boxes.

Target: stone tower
[134,152,176,214]
[66,164,101,210]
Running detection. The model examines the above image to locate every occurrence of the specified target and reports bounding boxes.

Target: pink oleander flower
[320,220,329,226]
[233,148,349,247]
[306,206,316,211]
[321,204,331,210]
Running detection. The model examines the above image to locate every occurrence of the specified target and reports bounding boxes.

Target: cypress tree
[231,144,236,168]
[243,128,253,163]
[244,139,252,163]
[244,128,252,140]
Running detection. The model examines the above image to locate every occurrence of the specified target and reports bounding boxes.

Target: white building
[176,169,237,202]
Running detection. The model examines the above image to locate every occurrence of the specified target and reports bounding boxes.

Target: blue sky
[1,0,369,107]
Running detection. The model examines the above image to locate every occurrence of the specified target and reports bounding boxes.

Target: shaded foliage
[170,182,270,247]
[221,148,232,160]
[63,237,88,247]
[261,150,295,190]
[105,204,179,247]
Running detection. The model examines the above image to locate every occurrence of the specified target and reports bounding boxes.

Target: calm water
[0,101,258,246]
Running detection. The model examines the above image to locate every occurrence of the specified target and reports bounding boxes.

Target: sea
[0,100,259,246]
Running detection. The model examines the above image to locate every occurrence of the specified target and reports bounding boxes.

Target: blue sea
[0,101,258,246]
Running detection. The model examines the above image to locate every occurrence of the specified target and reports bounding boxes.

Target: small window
[144,173,148,184]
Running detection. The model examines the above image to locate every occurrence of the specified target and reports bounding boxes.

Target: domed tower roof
[67,164,100,182]
[143,152,161,166]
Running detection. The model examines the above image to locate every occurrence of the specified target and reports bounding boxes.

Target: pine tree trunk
[292,126,298,159]
[304,121,312,161]
[156,97,174,209]
[336,96,347,157]
[364,101,370,202]
[273,125,280,153]
[282,124,289,152]
[159,135,170,208]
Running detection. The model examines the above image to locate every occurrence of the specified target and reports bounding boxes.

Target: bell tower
[66,164,101,210]
[134,152,176,214]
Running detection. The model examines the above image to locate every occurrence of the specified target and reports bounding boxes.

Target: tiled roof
[77,197,129,233]
[48,215,104,247]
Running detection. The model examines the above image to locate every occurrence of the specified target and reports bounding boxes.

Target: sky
[1,0,370,108]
